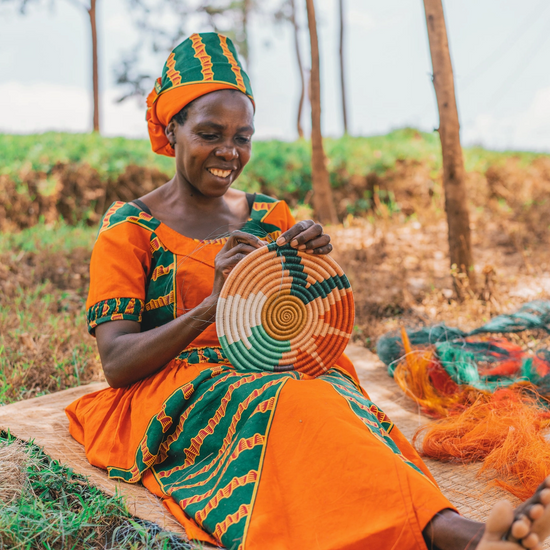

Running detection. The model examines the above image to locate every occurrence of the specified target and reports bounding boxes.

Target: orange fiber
[415,389,550,501]
[393,328,480,418]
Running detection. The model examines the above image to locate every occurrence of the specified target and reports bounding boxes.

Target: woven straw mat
[0,344,540,548]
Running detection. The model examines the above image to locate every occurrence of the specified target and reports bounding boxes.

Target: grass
[0,221,100,405]
[0,220,96,255]
[2,127,547,189]
[2,127,550,547]
[0,432,196,549]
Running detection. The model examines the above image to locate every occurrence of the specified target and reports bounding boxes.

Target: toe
[484,500,515,542]
[521,532,540,549]
[528,504,544,521]
[539,488,550,506]
[511,516,531,540]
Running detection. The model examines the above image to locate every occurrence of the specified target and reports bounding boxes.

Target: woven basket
[216,243,355,377]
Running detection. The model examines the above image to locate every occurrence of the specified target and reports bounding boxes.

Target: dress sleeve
[278,200,297,232]
[86,221,152,335]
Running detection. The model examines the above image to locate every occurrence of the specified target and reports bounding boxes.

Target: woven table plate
[216,243,355,376]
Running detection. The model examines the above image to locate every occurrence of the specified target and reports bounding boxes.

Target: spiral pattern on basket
[216,243,355,377]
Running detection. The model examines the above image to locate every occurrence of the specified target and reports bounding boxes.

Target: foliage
[0,432,195,549]
[2,128,549,229]
[0,132,174,179]
[1,128,545,185]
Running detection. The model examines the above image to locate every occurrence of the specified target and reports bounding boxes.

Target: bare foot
[478,500,538,550]
[507,476,550,546]
[423,498,541,550]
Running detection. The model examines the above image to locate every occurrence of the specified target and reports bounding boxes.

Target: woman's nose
[215,144,238,160]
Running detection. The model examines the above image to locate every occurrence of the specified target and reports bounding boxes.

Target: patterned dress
[66,195,454,550]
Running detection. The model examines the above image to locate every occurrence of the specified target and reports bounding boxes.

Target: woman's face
[166,90,255,198]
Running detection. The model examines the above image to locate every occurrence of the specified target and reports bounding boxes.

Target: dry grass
[0,222,104,405]
[0,439,28,505]
[329,155,550,350]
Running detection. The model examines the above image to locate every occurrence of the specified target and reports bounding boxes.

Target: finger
[302,235,331,252]
[289,223,323,248]
[221,253,248,276]
[276,220,315,246]
[305,243,333,255]
[228,231,265,250]
[223,243,257,257]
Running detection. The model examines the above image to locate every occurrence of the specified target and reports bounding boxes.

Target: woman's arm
[95,231,265,388]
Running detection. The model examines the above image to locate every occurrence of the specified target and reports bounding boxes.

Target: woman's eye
[200,134,218,141]
[236,136,251,145]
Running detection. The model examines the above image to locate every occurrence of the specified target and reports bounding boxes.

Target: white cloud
[462,86,550,152]
[0,82,148,138]
[347,9,376,31]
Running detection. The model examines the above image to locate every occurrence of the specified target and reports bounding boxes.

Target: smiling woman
[64,32,550,550]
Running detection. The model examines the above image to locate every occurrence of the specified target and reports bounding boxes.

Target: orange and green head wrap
[146,32,255,157]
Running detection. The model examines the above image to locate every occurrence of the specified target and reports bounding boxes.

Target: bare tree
[2,0,101,132]
[338,0,348,135]
[305,0,338,224]
[273,0,305,138]
[87,0,99,132]
[423,0,475,293]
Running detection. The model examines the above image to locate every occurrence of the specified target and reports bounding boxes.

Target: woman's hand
[275,220,332,255]
[212,230,266,296]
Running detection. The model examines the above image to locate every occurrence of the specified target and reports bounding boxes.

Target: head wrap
[146,32,255,157]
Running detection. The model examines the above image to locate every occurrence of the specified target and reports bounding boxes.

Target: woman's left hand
[275,220,332,255]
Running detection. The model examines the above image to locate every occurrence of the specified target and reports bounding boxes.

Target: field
[2,129,550,547]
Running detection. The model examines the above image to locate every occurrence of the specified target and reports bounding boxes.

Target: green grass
[2,128,547,195]
[0,133,175,179]
[0,219,97,256]
[0,432,197,549]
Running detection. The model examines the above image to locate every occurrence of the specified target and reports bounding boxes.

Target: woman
[67,33,550,550]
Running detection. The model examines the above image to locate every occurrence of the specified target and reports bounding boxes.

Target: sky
[1,0,550,152]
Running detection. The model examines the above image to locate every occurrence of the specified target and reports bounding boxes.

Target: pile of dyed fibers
[377,301,550,500]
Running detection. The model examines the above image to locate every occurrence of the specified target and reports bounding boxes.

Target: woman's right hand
[211,231,266,296]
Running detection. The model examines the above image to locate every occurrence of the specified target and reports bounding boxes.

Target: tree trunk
[88,0,100,133]
[338,0,348,135]
[305,0,338,225]
[242,0,251,67]
[423,0,475,293]
[290,0,304,138]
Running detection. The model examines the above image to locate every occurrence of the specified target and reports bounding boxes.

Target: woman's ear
[165,120,177,148]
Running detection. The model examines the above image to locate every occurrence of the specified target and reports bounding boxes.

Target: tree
[305,0,338,224]
[273,0,305,138]
[2,0,101,133]
[338,0,348,135]
[423,0,475,293]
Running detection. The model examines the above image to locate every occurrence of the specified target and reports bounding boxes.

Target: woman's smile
[207,168,233,179]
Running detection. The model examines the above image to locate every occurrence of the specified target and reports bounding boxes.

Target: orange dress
[66,196,454,550]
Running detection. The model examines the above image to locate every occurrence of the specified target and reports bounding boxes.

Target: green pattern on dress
[88,197,286,335]
[107,366,429,548]
[108,365,298,550]
[320,369,428,479]
[176,346,230,365]
[87,297,144,333]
